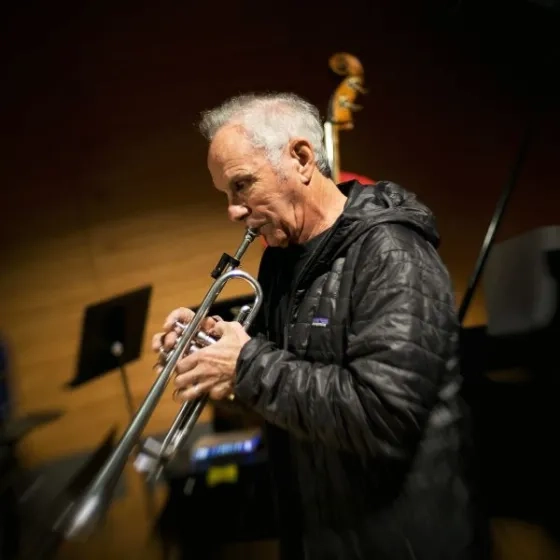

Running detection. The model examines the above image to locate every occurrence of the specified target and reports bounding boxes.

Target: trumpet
[62,228,263,541]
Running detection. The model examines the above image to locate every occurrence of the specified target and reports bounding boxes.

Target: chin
[262,230,289,248]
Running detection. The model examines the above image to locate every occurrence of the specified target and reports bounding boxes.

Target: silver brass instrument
[62,228,263,540]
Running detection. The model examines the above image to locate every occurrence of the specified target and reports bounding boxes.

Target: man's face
[207,124,304,248]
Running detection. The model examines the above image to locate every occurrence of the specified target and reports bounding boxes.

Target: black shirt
[268,228,331,348]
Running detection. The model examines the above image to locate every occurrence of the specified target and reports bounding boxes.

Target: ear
[288,138,315,184]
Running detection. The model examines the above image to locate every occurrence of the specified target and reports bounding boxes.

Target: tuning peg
[340,98,363,111]
[347,77,367,95]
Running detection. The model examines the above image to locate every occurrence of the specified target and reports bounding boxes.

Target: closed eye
[229,174,255,194]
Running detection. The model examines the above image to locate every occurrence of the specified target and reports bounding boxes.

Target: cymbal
[0,409,64,444]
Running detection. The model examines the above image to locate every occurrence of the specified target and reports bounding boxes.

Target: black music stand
[67,285,153,419]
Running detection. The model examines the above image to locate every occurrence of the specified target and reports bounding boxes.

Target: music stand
[67,285,153,419]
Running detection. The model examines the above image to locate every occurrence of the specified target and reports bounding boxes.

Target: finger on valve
[164,307,213,334]
[174,314,222,338]
[153,309,222,376]
[163,307,195,331]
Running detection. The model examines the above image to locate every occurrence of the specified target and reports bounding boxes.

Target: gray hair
[198,92,331,178]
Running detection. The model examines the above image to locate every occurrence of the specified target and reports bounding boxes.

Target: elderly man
[153,93,481,560]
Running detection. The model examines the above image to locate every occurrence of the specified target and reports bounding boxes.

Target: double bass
[324,52,374,185]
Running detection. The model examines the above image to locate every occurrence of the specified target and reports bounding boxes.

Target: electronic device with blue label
[189,428,264,472]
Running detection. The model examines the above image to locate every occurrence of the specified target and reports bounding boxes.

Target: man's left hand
[174,320,251,401]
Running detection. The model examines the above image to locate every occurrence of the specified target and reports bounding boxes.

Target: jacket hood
[331,179,440,254]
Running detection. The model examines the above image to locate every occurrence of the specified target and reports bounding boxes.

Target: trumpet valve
[195,330,216,346]
[175,321,217,347]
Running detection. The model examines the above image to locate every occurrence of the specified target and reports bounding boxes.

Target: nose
[227,204,249,223]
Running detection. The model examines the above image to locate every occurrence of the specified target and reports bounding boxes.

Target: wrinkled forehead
[207,124,268,188]
[208,125,253,167]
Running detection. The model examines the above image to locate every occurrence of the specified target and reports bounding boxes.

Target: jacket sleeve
[234,226,459,460]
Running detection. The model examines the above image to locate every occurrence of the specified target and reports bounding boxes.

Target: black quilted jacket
[235,181,479,560]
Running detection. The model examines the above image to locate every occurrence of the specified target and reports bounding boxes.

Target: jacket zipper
[282,228,337,350]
